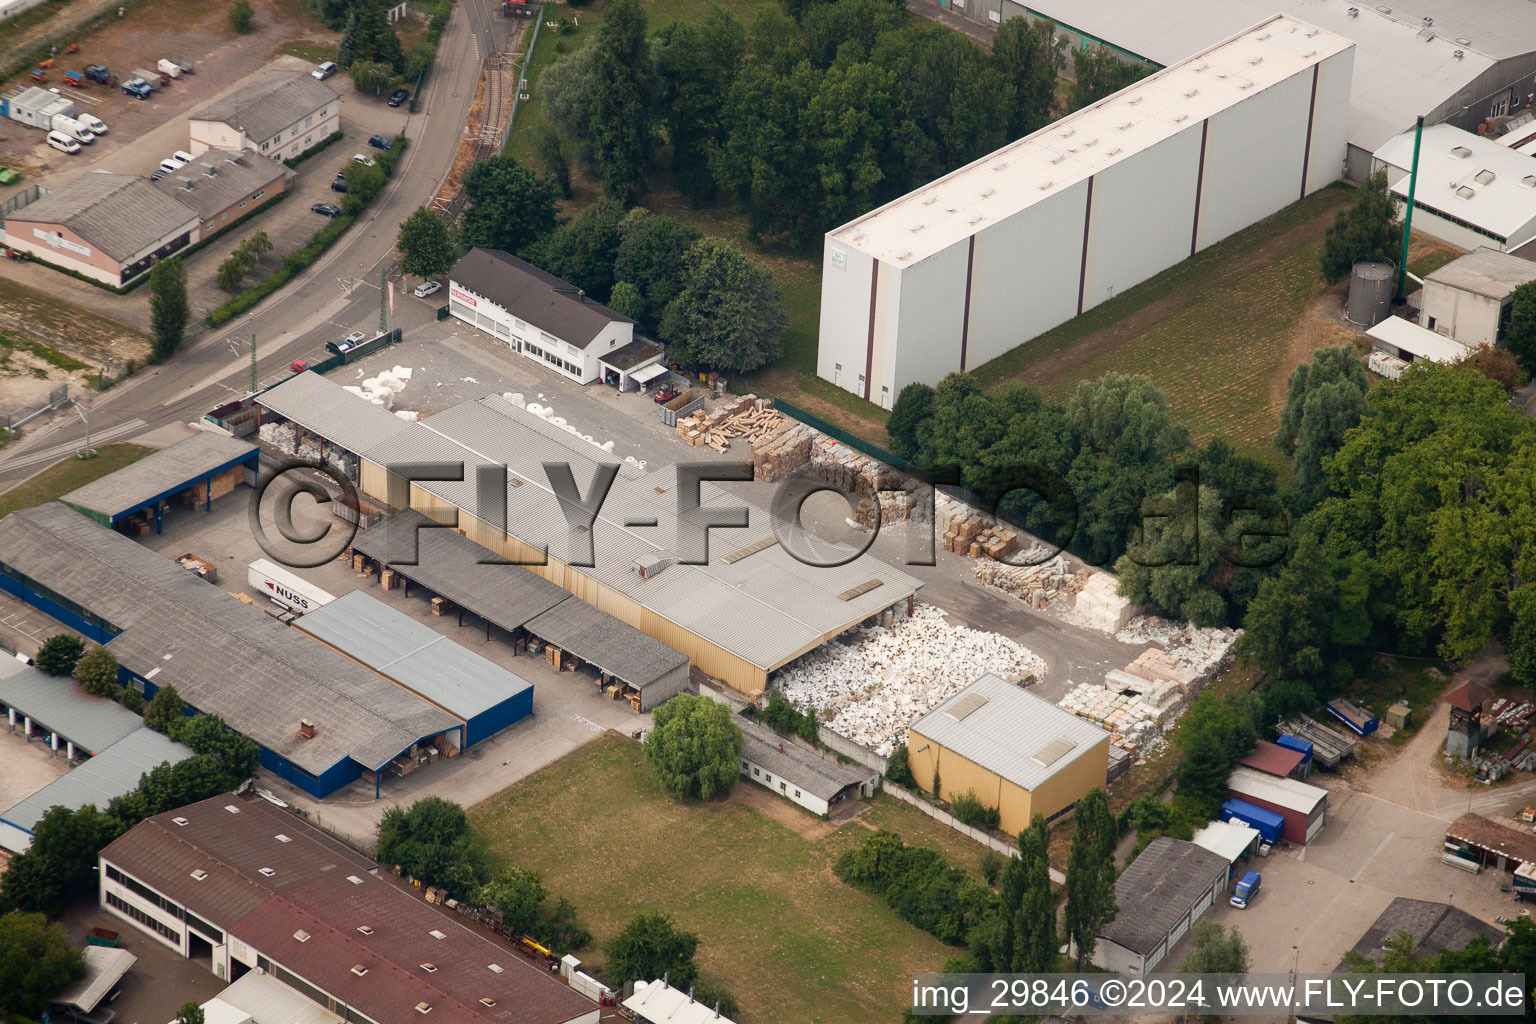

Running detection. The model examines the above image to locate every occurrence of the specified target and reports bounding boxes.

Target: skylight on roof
[1031,737,1078,767]
[946,692,989,722]
[429,929,446,939]
[357,925,374,936]
[1451,146,1473,159]
[421,963,438,973]
[224,804,240,814]
[1456,185,1477,199]
[1475,169,1496,185]
[172,816,189,826]
[294,930,311,942]
[347,875,364,885]
[190,869,207,881]
[488,964,504,973]
[274,834,291,843]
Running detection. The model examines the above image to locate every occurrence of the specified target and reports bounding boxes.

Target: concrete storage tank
[1347,261,1394,326]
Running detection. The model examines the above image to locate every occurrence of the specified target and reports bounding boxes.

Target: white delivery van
[50,115,94,144]
[77,113,108,136]
[158,156,185,173]
[47,130,81,154]
[157,58,183,79]
[248,559,337,614]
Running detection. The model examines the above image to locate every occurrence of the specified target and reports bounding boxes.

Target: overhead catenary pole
[379,265,388,335]
[1394,115,1425,302]
[250,333,257,395]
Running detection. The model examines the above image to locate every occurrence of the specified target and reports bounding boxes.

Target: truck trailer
[248,559,336,614]
[1327,698,1381,736]
[1222,799,1284,845]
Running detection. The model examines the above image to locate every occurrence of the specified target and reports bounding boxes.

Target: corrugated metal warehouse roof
[624,980,739,1024]
[205,972,344,1024]
[192,71,338,143]
[60,431,256,520]
[1191,819,1260,863]
[450,248,632,349]
[1239,739,1306,778]
[255,371,412,456]
[151,149,289,222]
[1099,837,1229,954]
[358,395,922,673]
[831,16,1353,264]
[54,947,137,1014]
[739,717,866,801]
[0,658,142,754]
[0,504,456,774]
[908,673,1110,792]
[1227,766,1329,814]
[6,171,200,263]
[346,510,571,629]
[1,726,192,842]
[294,590,532,720]
[524,595,687,689]
[1346,897,1505,967]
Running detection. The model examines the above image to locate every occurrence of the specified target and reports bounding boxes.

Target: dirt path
[730,781,840,842]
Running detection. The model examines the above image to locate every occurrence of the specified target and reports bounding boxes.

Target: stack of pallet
[943,512,1018,558]
[1058,682,1164,752]
[675,409,711,448]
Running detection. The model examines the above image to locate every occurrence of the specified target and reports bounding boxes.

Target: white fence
[883,783,1019,858]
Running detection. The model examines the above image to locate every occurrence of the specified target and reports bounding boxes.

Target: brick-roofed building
[100,796,599,1024]
[190,71,340,162]
[152,149,290,239]
[1091,837,1230,974]
[448,248,636,385]
[0,171,199,286]
[1446,812,1536,872]
[1240,739,1307,780]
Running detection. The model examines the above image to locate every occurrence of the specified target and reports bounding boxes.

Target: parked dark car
[311,202,342,217]
[387,88,409,107]
[367,134,393,150]
[150,168,169,181]
[330,172,348,193]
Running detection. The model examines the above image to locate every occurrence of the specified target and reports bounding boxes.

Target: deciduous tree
[531,199,626,302]
[375,797,491,899]
[459,156,560,256]
[477,866,546,937]
[1070,47,1152,109]
[605,912,701,989]
[1275,346,1369,512]
[0,912,84,1016]
[613,211,700,329]
[1180,919,1250,974]
[143,684,184,734]
[1506,280,1536,375]
[643,693,745,801]
[73,645,120,699]
[654,10,745,204]
[659,239,787,376]
[349,59,399,96]
[0,805,122,917]
[396,207,456,280]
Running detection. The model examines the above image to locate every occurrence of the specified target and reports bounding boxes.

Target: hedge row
[835,830,998,946]
[284,131,344,169]
[209,136,407,327]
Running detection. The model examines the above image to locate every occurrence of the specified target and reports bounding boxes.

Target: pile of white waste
[257,421,351,474]
[776,603,1046,756]
[506,394,617,455]
[1115,617,1240,680]
[345,365,413,406]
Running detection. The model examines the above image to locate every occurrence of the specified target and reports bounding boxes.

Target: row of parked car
[312,61,409,106]
[45,111,109,154]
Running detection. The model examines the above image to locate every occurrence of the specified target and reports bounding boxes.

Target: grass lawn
[470,733,989,1024]
[0,443,154,520]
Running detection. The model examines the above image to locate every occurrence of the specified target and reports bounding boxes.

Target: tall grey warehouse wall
[815,42,1354,402]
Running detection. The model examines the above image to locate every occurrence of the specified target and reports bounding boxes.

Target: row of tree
[538,0,1149,245]
[836,788,1119,972]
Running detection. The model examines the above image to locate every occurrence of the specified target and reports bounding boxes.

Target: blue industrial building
[295,591,534,751]
[59,431,258,534]
[0,503,459,800]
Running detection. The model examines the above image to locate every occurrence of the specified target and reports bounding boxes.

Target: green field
[0,443,154,520]
[469,733,993,1024]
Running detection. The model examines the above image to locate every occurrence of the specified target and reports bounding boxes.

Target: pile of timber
[678,396,788,453]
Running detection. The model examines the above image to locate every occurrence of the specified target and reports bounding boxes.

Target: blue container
[1276,733,1313,764]
[1221,798,1284,844]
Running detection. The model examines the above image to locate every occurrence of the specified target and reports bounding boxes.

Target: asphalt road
[0,0,506,486]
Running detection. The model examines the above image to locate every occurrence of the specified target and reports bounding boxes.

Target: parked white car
[352,153,376,167]
[158,157,186,173]
[413,280,442,298]
[313,61,337,80]
[172,149,195,165]
[77,113,108,135]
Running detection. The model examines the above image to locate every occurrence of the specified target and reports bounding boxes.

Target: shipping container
[248,558,337,613]
[1221,799,1284,844]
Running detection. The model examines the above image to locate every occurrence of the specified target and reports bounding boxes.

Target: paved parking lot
[59,901,226,1024]
[0,725,71,813]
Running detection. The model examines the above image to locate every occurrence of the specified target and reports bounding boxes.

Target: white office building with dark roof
[448,248,657,387]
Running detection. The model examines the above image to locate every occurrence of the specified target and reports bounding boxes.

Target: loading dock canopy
[60,430,257,524]
[294,590,532,722]
[348,509,571,630]
[629,362,669,385]
[350,510,688,692]
[0,658,142,755]
[525,596,688,692]
[53,946,137,1015]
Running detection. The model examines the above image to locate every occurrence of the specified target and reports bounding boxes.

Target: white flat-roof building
[1373,125,1536,253]
[949,0,1536,183]
[1420,247,1536,345]
[1367,315,1470,372]
[818,16,1353,403]
[1192,819,1262,881]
